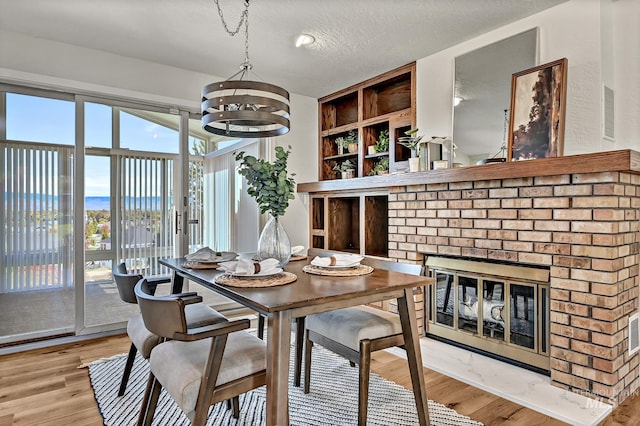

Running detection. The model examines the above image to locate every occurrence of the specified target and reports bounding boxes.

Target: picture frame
[507,58,567,161]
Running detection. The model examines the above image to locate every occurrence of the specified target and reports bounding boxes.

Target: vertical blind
[1,142,74,292]
[118,153,175,278]
[188,157,204,252]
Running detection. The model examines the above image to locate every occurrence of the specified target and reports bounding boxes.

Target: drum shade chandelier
[202,0,290,138]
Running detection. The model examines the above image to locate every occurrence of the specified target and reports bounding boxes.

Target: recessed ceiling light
[295,34,315,48]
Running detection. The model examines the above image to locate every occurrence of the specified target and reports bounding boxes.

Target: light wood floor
[0,334,638,425]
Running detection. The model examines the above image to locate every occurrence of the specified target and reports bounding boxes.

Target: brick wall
[387,172,640,406]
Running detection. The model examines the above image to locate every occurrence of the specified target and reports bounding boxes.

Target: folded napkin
[311,254,364,267]
[291,246,306,257]
[219,258,280,276]
[185,247,223,262]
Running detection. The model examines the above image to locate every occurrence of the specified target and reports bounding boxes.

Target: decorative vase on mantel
[257,214,291,267]
[408,150,420,172]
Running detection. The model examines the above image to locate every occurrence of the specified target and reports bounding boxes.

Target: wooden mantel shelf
[297,150,640,193]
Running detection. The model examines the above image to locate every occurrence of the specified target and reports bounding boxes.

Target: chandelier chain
[202,0,290,138]
[213,0,251,67]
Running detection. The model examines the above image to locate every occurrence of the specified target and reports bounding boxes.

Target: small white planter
[409,157,420,172]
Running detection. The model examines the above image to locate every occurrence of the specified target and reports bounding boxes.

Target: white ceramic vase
[409,157,420,172]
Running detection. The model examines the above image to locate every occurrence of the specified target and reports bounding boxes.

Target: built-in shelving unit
[310,191,388,257]
[318,63,416,181]
[310,63,415,257]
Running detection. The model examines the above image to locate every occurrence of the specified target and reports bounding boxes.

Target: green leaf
[235,146,296,217]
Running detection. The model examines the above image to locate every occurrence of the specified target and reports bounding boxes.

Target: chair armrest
[180,294,204,305]
[173,318,250,341]
[146,276,172,285]
[154,292,203,305]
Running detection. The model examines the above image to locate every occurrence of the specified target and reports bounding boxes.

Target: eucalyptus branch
[235,146,296,218]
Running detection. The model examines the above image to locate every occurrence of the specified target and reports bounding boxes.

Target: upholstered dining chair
[302,254,423,426]
[134,278,267,426]
[112,263,227,397]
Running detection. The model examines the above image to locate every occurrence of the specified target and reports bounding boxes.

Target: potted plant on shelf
[368,157,389,176]
[345,130,359,153]
[334,136,348,155]
[335,131,358,155]
[398,128,424,172]
[235,145,296,266]
[373,129,389,154]
[333,159,357,179]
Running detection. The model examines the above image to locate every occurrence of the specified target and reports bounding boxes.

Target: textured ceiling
[0,0,568,99]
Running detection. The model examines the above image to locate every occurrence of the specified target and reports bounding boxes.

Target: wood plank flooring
[0,334,638,425]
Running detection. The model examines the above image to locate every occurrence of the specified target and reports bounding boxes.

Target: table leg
[397,288,430,426]
[294,316,305,387]
[171,271,184,294]
[266,310,292,426]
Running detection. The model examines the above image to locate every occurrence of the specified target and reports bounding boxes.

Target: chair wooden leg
[145,378,162,426]
[137,372,158,426]
[232,396,240,418]
[118,342,137,396]
[303,330,312,394]
[358,340,372,426]
[257,314,265,340]
[294,316,305,387]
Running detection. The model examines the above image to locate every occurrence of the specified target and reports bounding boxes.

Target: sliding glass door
[82,101,183,330]
[0,89,77,344]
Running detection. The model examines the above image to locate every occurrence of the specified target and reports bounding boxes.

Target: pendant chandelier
[201,0,290,138]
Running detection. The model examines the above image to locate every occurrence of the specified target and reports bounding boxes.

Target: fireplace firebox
[425,256,550,372]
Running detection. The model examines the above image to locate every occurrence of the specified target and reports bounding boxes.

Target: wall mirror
[453,28,538,165]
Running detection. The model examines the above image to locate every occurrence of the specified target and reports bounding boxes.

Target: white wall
[613,0,640,149]
[416,0,639,156]
[0,28,318,250]
[276,93,318,249]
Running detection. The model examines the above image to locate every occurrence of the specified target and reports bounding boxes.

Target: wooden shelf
[312,63,416,258]
[317,62,415,182]
[310,191,389,257]
[360,108,412,128]
[321,123,359,138]
[362,74,412,120]
[320,92,358,131]
[324,152,358,161]
[365,152,389,160]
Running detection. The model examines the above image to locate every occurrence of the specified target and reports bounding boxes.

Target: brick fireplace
[386,151,640,406]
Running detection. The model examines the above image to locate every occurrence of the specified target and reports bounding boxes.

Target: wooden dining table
[160,257,434,426]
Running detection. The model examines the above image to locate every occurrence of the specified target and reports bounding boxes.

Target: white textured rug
[89,344,483,426]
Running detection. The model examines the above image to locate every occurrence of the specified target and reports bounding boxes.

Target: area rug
[89,343,483,426]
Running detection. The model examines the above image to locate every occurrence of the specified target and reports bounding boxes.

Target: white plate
[193,251,237,263]
[310,262,361,270]
[228,268,284,279]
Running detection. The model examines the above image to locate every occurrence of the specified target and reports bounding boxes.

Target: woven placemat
[302,264,374,276]
[290,255,307,262]
[182,261,220,270]
[215,271,298,287]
